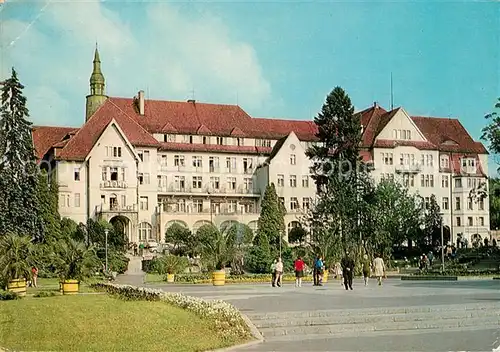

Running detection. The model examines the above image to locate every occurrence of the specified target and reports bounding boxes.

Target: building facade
[31,49,490,245]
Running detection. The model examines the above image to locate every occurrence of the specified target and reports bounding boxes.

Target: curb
[209,313,264,352]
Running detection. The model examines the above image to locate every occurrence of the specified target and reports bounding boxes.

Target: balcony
[159,208,260,215]
[395,164,421,174]
[96,203,138,213]
[100,180,128,189]
[157,184,260,196]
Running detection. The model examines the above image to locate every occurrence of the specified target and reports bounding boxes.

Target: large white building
[32,49,490,245]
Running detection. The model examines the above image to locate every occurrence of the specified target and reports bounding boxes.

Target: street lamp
[105,229,109,273]
[439,213,445,272]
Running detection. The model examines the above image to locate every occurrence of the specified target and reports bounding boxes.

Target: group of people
[270,252,387,290]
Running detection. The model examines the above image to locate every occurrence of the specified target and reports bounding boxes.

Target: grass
[26,278,95,295]
[0,294,245,352]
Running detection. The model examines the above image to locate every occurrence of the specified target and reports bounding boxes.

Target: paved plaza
[118,259,500,351]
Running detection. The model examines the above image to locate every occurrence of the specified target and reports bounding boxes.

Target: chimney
[373,101,378,108]
[138,90,145,115]
[187,99,195,104]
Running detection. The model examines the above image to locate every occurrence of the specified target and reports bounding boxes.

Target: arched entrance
[110,215,131,247]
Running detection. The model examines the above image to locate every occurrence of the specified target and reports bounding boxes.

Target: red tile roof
[31,98,487,163]
[56,100,159,161]
[31,126,78,160]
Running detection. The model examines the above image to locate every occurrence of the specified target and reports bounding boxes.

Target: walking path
[116,270,500,351]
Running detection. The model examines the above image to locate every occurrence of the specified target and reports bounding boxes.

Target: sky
[0,0,499,167]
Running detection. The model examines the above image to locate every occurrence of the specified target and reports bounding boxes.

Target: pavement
[117,268,500,352]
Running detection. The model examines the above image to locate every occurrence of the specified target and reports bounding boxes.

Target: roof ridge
[109,96,241,108]
[107,99,160,139]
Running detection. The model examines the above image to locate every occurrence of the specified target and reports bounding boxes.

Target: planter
[61,280,79,295]
[322,271,329,283]
[7,278,26,297]
[212,270,226,286]
[166,274,175,283]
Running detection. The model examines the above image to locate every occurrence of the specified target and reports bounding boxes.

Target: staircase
[247,302,500,342]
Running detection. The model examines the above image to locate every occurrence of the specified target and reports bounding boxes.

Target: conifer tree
[36,170,61,242]
[0,68,42,240]
[257,183,285,250]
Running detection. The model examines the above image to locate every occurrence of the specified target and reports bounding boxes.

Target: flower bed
[91,282,251,341]
[161,273,316,284]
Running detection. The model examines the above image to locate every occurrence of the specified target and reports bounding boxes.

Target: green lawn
[27,278,95,294]
[0,294,245,351]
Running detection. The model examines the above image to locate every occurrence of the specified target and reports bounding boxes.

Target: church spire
[86,44,108,121]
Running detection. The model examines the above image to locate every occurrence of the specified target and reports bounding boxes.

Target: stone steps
[246,303,500,342]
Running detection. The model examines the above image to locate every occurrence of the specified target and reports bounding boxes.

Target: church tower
[85,45,108,121]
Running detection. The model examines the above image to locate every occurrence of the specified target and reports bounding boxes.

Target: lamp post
[439,213,445,272]
[105,229,109,273]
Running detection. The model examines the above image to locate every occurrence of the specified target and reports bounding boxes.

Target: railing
[100,180,128,189]
[158,208,260,215]
[157,184,260,195]
[155,164,255,175]
[96,203,138,213]
[395,164,421,174]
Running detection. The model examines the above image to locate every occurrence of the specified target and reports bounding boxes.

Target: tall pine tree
[0,68,42,240]
[36,170,61,242]
[306,87,367,255]
[257,183,286,250]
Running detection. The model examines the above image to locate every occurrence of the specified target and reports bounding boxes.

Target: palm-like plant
[153,255,189,276]
[0,233,35,282]
[53,238,100,282]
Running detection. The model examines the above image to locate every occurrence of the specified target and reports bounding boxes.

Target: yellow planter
[7,278,26,296]
[61,280,79,295]
[212,270,226,286]
[322,271,329,283]
[166,274,175,283]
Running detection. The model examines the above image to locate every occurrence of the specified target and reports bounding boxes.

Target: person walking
[335,262,343,286]
[312,256,319,286]
[274,258,283,287]
[362,254,371,286]
[270,259,277,287]
[341,251,355,290]
[294,256,305,287]
[31,266,38,288]
[373,253,386,286]
[314,256,324,286]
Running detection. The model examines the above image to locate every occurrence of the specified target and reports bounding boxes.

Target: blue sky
[0,1,498,156]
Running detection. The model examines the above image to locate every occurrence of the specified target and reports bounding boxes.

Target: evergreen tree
[257,183,285,250]
[0,68,42,240]
[36,170,61,242]
[306,87,365,256]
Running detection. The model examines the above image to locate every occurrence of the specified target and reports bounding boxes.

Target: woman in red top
[294,257,305,287]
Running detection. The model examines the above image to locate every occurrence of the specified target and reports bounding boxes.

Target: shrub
[0,289,20,300]
[91,282,251,341]
[152,255,189,276]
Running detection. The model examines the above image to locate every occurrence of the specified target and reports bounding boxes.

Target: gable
[376,108,427,142]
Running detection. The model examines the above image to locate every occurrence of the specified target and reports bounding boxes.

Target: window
[193,199,203,213]
[479,217,484,226]
[440,156,449,169]
[174,155,185,167]
[202,136,207,144]
[174,176,185,190]
[216,137,224,145]
[114,147,121,157]
[441,175,449,188]
[226,200,237,213]
[164,134,175,142]
[278,197,285,207]
[138,173,150,185]
[455,197,461,211]
[430,175,434,187]
[277,174,284,187]
[178,199,186,212]
[442,197,449,210]
[226,157,236,172]
[290,154,296,165]
[244,178,253,191]
[382,153,393,165]
[456,217,462,227]
[189,136,193,144]
[455,178,462,188]
[101,168,107,181]
[101,195,105,203]
[467,217,473,226]
[289,175,297,187]
[192,156,202,169]
[479,198,485,210]
[159,155,167,166]
[302,197,310,210]
[468,178,478,189]
[138,222,152,241]
[74,193,80,207]
[255,139,272,147]
[140,197,148,211]
[210,177,220,190]
[108,167,117,182]
[74,168,80,181]
[410,175,415,187]
[209,157,219,173]
[243,158,253,174]
[403,174,410,187]
[237,138,244,146]
[467,197,473,210]
[192,176,202,189]
[121,195,126,207]
[290,197,299,211]
[393,129,411,140]
[143,151,150,162]
[420,175,424,187]
[227,177,236,190]
[302,176,309,188]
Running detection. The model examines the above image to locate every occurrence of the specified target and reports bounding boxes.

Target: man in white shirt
[274,258,283,287]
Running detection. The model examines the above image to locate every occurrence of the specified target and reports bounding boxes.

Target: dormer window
[440,155,449,169]
[392,129,411,140]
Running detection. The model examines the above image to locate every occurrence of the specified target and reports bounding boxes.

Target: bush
[0,289,20,300]
[244,246,272,274]
[91,282,251,341]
